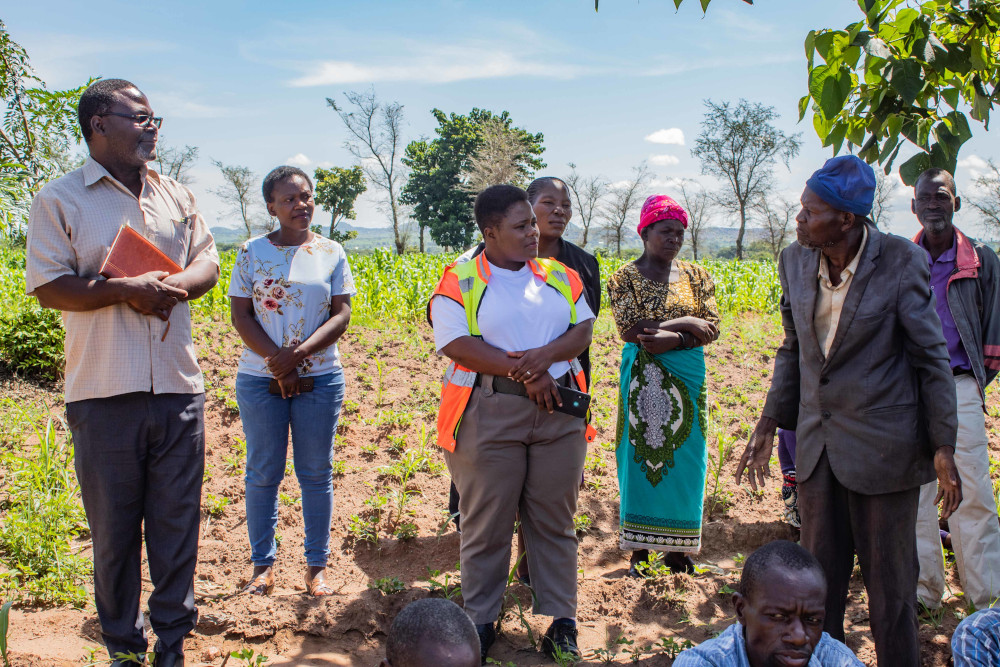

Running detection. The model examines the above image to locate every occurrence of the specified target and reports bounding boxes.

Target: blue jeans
[235,371,345,567]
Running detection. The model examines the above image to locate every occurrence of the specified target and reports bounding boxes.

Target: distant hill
[211,223,764,258]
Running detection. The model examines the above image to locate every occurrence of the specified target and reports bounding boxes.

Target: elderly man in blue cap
[736,155,962,665]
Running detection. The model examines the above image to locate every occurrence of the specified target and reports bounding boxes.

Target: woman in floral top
[228,166,355,597]
[607,194,719,577]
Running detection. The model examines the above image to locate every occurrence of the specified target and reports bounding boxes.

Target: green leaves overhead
[803,0,1000,184]
[809,64,853,121]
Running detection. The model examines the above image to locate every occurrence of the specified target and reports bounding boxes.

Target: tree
[0,20,90,238]
[969,159,1000,234]
[211,160,266,239]
[401,108,544,251]
[754,195,797,262]
[691,99,801,260]
[676,179,713,261]
[155,144,198,185]
[870,170,898,230]
[314,166,366,244]
[802,0,1000,185]
[462,117,544,192]
[565,163,608,249]
[601,163,651,256]
[328,90,408,254]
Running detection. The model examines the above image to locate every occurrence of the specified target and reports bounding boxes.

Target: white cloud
[649,154,680,166]
[645,129,685,146]
[289,45,586,86]
[283,154,334,169]
[153,93,232,119]
[639,52,798,78]
[649,176,686,189]
[959,155,989,171]
[286,153,312,167]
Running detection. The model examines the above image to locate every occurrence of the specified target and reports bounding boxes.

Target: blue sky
[6,0,996,239]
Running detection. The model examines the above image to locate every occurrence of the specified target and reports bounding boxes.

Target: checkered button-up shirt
[673,623,864,667]
[26,157,219,403]
[954,608,1000,667]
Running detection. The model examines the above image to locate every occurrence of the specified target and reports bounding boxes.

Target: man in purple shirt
[912,167,1000,612]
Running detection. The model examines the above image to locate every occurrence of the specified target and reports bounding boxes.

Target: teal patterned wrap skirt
[615,342,708,552]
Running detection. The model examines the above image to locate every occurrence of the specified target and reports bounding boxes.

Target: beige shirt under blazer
[815,225,869,358]
[26,157,219,403]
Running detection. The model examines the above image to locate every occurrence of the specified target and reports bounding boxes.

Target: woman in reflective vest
[427,185,595,663]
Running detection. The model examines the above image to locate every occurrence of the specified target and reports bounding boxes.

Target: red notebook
[99,225,182,279]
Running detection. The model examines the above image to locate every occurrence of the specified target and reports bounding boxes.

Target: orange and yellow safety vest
[427,253,596,451]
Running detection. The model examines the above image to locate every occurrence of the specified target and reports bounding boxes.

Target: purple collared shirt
[922,236,972,371]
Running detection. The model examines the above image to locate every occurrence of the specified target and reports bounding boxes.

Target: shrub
[0,415,90,607]
[0,302,64,379]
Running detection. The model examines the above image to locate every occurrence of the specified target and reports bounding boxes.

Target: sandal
[242,567,275,596]
[305,569,335,596]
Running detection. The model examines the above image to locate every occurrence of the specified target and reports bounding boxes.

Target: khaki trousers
[917,374,1000,610]
[444,380,588,625]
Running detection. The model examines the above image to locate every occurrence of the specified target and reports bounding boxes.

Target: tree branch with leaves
[691,99,801,261]
[802,0,999,185]
[211,160,266,240]
[328,89,409,254]
[314,165,366,243]
[601,162,651,256]
[565,163,608,249]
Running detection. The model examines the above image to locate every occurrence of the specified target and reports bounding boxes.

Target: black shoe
[627,549,649,578]
[542,618,580,661]
[664,551,696,574]
[476,622,496,665]
[152,641,184,667]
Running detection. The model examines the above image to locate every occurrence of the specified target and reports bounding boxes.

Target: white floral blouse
[228,234,356,377]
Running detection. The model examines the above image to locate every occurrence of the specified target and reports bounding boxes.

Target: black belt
[953,367,973,377]
[475,372,572,397]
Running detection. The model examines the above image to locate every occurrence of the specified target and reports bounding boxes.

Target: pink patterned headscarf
[637,194,688,236]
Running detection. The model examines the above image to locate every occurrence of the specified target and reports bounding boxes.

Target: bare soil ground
[2,312,992,666]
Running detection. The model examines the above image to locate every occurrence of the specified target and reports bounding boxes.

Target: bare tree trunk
[736,202,747,260]
[388,166,404,254]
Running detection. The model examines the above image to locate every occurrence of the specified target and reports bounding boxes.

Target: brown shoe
[241,566,274,596]
[305,568,335,596]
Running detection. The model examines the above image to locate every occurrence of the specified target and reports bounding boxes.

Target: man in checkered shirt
[25,79,218,666]
[954,608,1000,667]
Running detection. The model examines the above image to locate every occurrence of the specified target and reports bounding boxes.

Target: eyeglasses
[97,112,163,129]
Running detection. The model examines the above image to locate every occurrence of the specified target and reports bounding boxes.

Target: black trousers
[67,392,205,658]
[799,449,921,667]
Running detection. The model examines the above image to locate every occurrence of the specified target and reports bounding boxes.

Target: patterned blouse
[228,234,356,377]
[606,261,719,339]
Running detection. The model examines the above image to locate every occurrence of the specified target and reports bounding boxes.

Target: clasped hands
[734,416,963,519]
[637,316,718,355]
[122,270,188,321]
[266,346,305,399]
[507,348,563,414]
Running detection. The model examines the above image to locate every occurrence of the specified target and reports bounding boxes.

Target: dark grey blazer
[762,223,958,495]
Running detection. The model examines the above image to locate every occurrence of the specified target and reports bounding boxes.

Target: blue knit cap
[805,155,876,216]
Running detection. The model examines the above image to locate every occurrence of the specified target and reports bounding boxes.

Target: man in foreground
[380,598,480,667]
[674,540,862,666]
[910,168,1000,612]
[953,607,1000,667]
[735,155,961,665]
[26,79,219,665]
